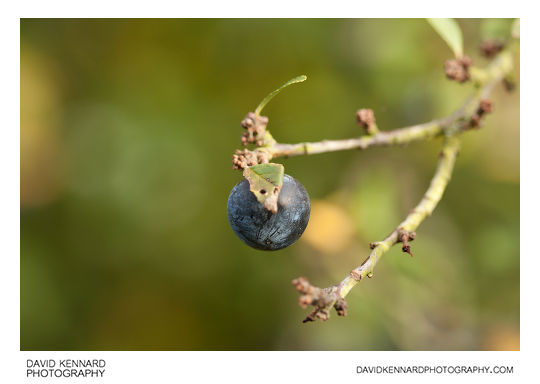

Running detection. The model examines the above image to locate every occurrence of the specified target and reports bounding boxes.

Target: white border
[3,1,539,383]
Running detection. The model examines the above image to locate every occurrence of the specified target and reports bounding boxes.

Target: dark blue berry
[227,174,310,250]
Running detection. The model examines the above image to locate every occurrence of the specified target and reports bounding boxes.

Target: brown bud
[316,310,329,322]
[398,230,414,257]
[467,99,493,129]
[298,295,313,309]
[356,108,378,134]
[479,39,505,58]
[232,149,270,170]
[479,99,493,115]
[241,112,255,129]
[334,299,348,317]
[356,109,375,127]
[239,112,269,146]
[444,56,473,83]
[292,276,311,293]
[469,114,481,128]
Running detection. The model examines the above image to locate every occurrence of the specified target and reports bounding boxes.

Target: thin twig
[266,52,513,161]
[232,45,516,322]
[338,135,461,297]
[288,49,516,322]
[270,118,450,158]
[293,135,461,320]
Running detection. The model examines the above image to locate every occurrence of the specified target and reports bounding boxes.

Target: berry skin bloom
[227,174,310,250]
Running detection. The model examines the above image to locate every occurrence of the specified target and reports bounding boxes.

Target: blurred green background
[21,19,519,350]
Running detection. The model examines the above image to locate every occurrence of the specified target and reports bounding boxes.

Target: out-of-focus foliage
[20,19,519,351]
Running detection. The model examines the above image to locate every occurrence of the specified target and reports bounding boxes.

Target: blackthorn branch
[230,24,518,323]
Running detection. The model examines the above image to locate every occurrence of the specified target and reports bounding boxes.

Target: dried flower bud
[240,112,269,146]
[479,39,505,58]
[356,108,378,134]
[444,56,473,83]
[479,99,493,115]
[334,299,348,317]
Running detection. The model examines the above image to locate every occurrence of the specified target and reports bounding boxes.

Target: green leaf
[427,18,464,58]
[254,75,307,117]
[243,163,284,213]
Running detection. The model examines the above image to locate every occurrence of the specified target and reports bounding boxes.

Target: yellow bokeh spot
[483,325,520,351]
[21,46,65,207]
[302,200,355,253]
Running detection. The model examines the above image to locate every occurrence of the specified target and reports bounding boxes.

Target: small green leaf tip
[254,75,307,117]
[427,18,464,58]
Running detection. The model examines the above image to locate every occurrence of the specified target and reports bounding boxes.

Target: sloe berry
[227,174,310,250]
